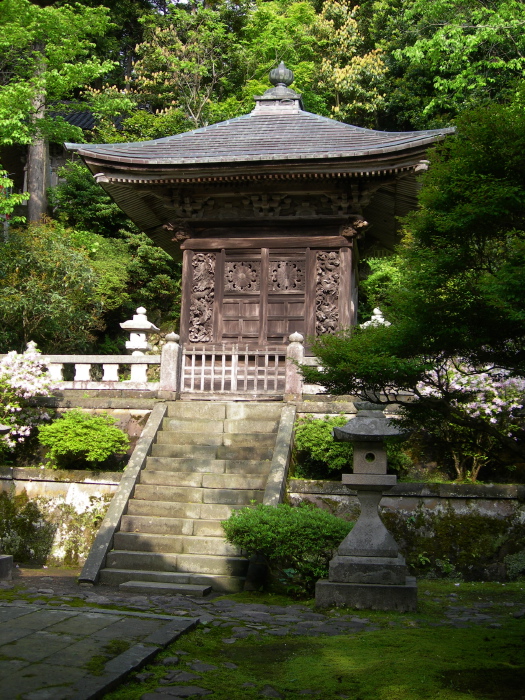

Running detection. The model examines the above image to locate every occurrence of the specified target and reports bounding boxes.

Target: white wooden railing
[181,345,286,394]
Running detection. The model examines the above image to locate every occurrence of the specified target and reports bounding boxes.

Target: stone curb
[79,403,168,584]
[263,404,297,506]
[0,466,123,485]
[69,616,199,700]
[289,479,525,499]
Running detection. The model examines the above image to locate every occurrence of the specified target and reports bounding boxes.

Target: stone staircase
[99,401,283,595]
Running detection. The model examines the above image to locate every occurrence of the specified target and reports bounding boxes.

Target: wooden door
[216,248,307,345]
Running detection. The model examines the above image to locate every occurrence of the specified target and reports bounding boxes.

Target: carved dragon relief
[315,251,340,334]
[189,252,216,343]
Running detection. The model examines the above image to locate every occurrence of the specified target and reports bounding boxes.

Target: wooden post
[284,332,304,402]
[159,333,180,398]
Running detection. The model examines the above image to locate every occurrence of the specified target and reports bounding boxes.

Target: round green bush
[38,409,129,469]
[222,503,353,596]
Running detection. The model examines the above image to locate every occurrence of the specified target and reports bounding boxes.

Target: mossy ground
[101,580,525,700]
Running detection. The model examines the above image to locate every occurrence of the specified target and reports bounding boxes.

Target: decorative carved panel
[315,251,340,334]
[189,252,215,342]
[163,189,365,221]
[225,261,260,292]
[268,260,305,292]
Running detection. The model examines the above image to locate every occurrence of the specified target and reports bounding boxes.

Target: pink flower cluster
[0,342,56,451]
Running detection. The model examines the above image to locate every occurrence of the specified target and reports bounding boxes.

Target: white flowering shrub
[0,342,56,455]
[416,361,525,431]
[412,360,525,480]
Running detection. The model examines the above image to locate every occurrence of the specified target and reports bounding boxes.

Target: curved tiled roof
[66,110,453,167]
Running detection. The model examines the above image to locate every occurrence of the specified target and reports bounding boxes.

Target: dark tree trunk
[27,43,47,223]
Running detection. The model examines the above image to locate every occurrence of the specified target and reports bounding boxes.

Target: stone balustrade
[1,329,309,399]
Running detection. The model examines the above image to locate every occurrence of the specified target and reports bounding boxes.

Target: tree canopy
[304,96,525,471]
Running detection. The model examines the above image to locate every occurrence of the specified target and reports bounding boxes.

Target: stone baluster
[120,307,159,384]
[159,333,181,396]
[46,362,64,382]
[284,332,304,401]
[74,364,91,381]
[102,363,119,382]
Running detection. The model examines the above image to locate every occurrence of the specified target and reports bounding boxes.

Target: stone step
[126,500,242,520]
[151,443,273,461]
[133,484,204,503]
[151,444,217,459]
[224,403,283,420]
[99,568,245,592]
[167,403,227,420]
[144,457,272,475]
[163,418,225,434]
[121,515,226,538]
[113,532,238,556]
[119,581,212,597]
[157,431,224,446]
[223,419,279,434]
[217,445,274,461]
[139,471,267,491]
[156,431,276,449]
[167,402,283,421]
[106,550,248,576]
[121,515,193,536]
[134,483,264,506]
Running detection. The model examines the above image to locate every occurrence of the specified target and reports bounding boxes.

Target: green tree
[314,0,386,126]
[359,0,525,129]
[0,222,104,352]
[86,0,250,141]
[0,0,115,219]
[303,97,525,466]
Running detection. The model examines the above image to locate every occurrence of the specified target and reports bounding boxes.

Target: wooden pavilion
[67,64,452,355]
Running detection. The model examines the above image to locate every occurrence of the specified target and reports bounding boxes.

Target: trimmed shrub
[38,409,129,469]
[222,503,353,596]
[293,414,353,478]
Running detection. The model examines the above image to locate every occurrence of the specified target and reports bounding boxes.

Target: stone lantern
[120,307,159,383]
[315,402,417,611]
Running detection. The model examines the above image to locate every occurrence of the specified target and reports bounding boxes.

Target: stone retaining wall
[288,479,525,521]
[0,468,123,565]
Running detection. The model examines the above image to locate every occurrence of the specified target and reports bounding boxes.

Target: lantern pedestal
[315,404,417,611]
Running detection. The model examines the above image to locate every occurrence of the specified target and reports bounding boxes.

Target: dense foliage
[222,503,352,596]
[304,97,525,480]
[293,414,353,478]
[38,409,130,469]
[0,490,55,563]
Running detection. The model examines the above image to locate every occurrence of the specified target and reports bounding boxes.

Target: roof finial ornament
[269,62,294,88]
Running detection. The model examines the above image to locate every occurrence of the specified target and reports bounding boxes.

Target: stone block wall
[288,480,525,580]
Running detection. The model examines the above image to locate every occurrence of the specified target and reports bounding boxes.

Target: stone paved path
[0,602,198,700]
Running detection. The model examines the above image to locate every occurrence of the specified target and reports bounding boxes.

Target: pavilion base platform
[315,576,417,611]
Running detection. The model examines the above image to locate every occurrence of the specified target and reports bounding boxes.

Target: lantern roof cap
[333,403,405,442]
